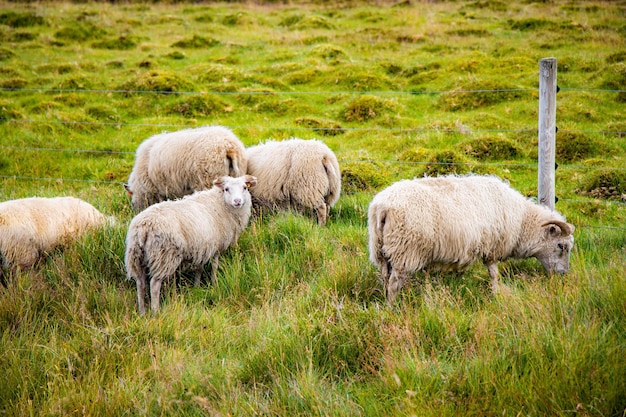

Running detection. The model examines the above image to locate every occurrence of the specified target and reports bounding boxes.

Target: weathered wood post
[538,57,557,210]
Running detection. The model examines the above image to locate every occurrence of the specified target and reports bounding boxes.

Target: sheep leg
[193,269,202,287]
[209,255,219,285]
[386,269,407,304]
[380,259,391,288]
[150,277,164,314]
[316,203,329,226]
[487,262,499,293]
[135,269,148,315]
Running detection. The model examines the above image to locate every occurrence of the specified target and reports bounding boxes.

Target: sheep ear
[244,175,257,188]
[123,183,133,197]
[213,177,225,190]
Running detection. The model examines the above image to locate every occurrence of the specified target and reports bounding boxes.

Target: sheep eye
[224,187,230,192]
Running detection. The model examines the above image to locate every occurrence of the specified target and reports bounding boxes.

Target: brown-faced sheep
[125,175,257,314]
[368,174,575,302]
[245,138,341,226]
[124,125,248,211]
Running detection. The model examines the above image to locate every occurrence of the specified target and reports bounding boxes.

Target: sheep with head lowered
[0,196,112,278]
[125,175,257,314]
[124,125,248,211]
[368,174,575,302]
[245,138,341,226]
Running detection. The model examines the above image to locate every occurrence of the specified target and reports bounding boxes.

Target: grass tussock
[0,1,625,415]
[118,70,197,94]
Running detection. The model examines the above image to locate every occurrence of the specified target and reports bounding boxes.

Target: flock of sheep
[0,125,575,313]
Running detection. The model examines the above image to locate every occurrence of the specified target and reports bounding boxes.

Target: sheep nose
[233,198,242,207]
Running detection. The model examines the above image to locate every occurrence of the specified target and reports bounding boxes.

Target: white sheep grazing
[245,138,341,226]
[125,175,257,314]
[124,125,248,211]
[368,174,575,302]
[0,197,111,276]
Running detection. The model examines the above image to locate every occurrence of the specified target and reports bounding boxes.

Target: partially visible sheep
[245,138,341,226]
[368,174,575,302]
[124,125,248,211]
[125,175,257,314]
[0,197,111,277]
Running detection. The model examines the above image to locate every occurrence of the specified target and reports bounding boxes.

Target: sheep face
[213,175,257,209]
[534,221,575,275]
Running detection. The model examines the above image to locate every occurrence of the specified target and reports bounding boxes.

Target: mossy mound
[577,170,626,200]
[264,62,307,77]
[92,35,138,50]
[106,60,124,69]
[342,94,397,122]
[283,67,324,85]
[0,78,27,89]
[398,147,431,163]
[606,51,626,64]
[85,104,121,123]
[190,63,245,84]
[36,63,77,75]
[231,88,276,106]
[0,47,14,61]
[171,35,220,49]
[10,31,37,42]
[56,75,92,90]
[279,13,304,27]
[341,160,390,193]
[255,98,310,116]
[53,93,85,107]
[421,150,472,176]
[446,27,491,37]
[165,51,185,60]
[310,44,348,63]
[605,121,626,137]
[0,11,45,28]
[465,0,507,11]
[598,63,626,102]
[438,79,525,111]
[294,117,344,136]
[331,68,396,91]
[166,95,233,117]
[556,131,603,163]
[458,136,521,161]
[118,70,196,94]
[0,102,24,122]
[283,14,334,30]
[558,56,600,74]
[508,18,558,31]
[55,22,106,42]
[221,12,250,26]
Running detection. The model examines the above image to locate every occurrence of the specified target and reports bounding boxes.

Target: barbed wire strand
[2,118,624,137]
[2,87,626,95]
[2,145,625,172]
[3,174,625,204]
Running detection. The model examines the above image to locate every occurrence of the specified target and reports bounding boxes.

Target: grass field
[1,0,625,415]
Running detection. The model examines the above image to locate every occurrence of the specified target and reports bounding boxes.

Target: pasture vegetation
[0,0,625,415]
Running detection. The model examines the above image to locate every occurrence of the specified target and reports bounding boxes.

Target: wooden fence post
[538,57,557,210]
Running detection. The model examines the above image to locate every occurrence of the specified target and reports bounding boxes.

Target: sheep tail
[322,154,341,205]
[368,206,387,268]
[124,228,147,283]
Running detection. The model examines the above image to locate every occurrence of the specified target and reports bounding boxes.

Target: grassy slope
[0,1,625,416]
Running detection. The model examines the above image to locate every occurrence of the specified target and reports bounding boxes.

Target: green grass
[1,1,625,415]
